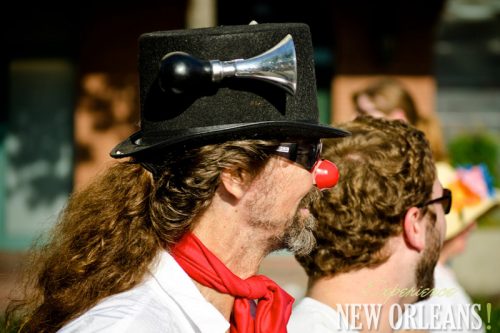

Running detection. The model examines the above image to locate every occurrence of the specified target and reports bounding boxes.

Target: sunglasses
[274,142,322,171]
[419,188,452,215]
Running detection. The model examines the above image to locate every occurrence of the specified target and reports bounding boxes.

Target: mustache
[299,187,322,210]
[282,188,322,256]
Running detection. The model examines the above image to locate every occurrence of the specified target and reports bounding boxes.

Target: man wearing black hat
[8,23,348,332]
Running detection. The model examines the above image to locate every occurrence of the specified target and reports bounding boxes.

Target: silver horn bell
[159,34,297,95]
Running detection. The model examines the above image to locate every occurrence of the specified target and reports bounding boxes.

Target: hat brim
[110,121,350,158]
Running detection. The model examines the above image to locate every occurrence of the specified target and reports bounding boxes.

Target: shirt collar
[151,250,230,332]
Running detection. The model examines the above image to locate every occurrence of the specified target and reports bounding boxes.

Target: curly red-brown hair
[296,116,436,279]
[5,139,278,332]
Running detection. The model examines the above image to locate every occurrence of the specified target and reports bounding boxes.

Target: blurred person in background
[352,77,447,162]
[288,116,448,332]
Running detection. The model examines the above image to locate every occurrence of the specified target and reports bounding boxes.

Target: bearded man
[7,23,348,332]
[289,116,449,333]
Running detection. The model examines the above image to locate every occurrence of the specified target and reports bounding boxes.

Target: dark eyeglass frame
[419,188,452,215]
[274,142,323,171]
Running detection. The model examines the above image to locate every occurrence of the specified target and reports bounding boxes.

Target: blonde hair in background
[352,77,447,162]
[332,75,447,162]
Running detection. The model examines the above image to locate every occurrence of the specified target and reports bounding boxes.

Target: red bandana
[171,232,294,333]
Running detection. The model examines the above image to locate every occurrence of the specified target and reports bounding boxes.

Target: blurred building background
[1,0,499,325]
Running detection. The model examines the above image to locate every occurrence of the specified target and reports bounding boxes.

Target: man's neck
[306,247,417,332]
[188,193,275,321]
[193,215,271,278]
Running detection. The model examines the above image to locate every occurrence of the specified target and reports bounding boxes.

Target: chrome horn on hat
[159,34,297,95]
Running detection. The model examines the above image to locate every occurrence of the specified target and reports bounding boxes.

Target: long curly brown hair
[5,139,277,332]
[296,116,436,279]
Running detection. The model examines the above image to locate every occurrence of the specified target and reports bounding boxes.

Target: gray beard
[265,188,321,256]
[282,210,318,256]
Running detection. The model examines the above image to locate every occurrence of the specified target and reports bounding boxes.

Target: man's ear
[402,207,426,252]
[220,168,250,200]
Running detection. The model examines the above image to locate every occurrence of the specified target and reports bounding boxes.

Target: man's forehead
[433,179,444,195]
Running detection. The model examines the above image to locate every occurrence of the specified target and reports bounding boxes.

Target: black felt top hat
[110,22,349,159]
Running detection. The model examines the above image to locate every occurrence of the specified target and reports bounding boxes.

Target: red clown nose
[313,159,339,190]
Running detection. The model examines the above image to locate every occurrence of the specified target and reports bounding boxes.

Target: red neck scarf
[171,232,294,333]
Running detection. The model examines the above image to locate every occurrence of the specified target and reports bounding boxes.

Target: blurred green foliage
[472,296,500,332]
[448,131,500,228]
[448,131,500,187]
[0,317,18,333]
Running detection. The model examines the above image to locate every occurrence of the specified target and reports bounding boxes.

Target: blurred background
[1,0,499,329]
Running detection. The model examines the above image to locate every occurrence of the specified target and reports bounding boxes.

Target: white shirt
[288,297,359,333]
[399,263,485,333]
[59,251,229,332]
